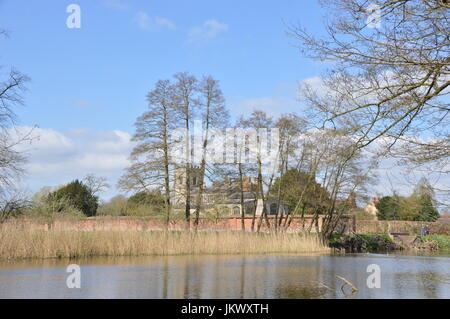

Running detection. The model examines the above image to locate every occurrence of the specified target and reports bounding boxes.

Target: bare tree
[0,29,30,204]
[119,79,178,227]
[0,192,30,223]
[83,174,110,196]
[173,72,198,229]
[193,76,229,229]
[292,0,449,178]
[239,110,274,232]
[273,113,307,231]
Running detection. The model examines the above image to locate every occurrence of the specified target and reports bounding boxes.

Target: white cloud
[232,82,300,117]
[238,97,295,117]
[298,75,329,100]
[11,127,135,200]
[155,17,177,30]
[133,12,176,31]
[188,19,228,42]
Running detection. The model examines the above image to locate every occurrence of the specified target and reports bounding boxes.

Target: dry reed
[0,222,329,260]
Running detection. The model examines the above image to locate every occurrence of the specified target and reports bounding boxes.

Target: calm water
[0,253,449,299]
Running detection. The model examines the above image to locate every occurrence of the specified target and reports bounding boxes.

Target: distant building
[363,197,380,220]
[172,167,288,216]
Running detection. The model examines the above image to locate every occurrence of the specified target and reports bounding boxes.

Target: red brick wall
[4,215,357,233]
[46,216,329,233]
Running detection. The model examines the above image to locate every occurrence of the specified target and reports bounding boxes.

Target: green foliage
[271,169,330,215]
[376,196,400,220]
[329,233,396,252]
[47,180,98,217]
[419,235,450,250]
[376,179,439,222]
[124,190,165,217]
[24,197,85,222]
[97,195,128,216]
[96,191,166,217]
[351,208,376,221]
[412,178,439,222]
[128,191,164,208]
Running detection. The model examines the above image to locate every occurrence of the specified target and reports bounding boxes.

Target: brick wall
[356,220,450,235]
[49,216,326,233]
[3,215,358,234]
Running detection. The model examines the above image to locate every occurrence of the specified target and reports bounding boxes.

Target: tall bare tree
[119,79,177,227]
[273,113,306,230]
[0,29,30,203]
[193,76,229,229]
[239,110,274,232]
[292,0,449,186]
[173,72,198,229]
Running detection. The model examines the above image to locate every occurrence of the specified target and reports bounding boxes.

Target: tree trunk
[238,163,245,232]
[184,117,191,231]
[162,116,171,230]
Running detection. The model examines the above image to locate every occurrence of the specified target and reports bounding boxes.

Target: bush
[125,191,165,217]
[329,233,397,252]
[97,195,128,216]
[376,196,400,220]
[23,198,85,225]
[0,196,30,223]
[128,191,164,208]
[419,235,450,250]
[47,180,98,217]
[377,179,440,222]
[376,194,439,222]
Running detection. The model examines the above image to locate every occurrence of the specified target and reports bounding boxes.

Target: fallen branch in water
[336,275,359,296]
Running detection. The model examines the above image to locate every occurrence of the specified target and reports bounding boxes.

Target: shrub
[47,180,98,217]
[419,235,450,250]
[97,195,128,216]
[124,191,165,217]
[128,191,164,208]
[329,233,397,252]
[376,196,400,220]
[24,196,85,222]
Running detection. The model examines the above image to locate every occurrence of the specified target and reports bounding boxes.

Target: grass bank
[0,226,329,260]
[418,235,450,250]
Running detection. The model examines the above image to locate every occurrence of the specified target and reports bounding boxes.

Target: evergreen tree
[47,180,98,217]
[413,178,439,222]
[376,196,400,220]
[270,169,330,215]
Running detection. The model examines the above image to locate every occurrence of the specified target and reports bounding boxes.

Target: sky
[0,0,447,206]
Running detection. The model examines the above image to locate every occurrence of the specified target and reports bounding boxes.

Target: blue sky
[0,0,326,131]
[1,0,446,206]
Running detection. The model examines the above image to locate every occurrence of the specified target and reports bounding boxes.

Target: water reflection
[0,254,449,299]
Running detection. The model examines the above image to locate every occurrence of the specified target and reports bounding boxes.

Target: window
[270,203,277,215]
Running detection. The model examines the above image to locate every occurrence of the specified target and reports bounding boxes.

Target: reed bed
[0,223,329,260]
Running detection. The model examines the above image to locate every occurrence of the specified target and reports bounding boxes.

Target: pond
[0,252,449,299]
